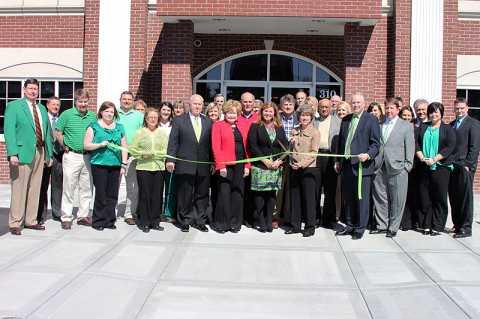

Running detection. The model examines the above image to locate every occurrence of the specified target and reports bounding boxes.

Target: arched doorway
[194,51,343,104]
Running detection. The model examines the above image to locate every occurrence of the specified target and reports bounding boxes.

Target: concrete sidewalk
[0,184,480,318]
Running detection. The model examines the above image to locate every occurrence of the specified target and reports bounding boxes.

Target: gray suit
[372,117,414,232]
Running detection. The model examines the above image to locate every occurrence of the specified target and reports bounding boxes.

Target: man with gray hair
[413,99,429,127]
[334,92,380,239]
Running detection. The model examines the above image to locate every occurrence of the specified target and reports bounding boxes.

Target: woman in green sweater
[130,107,168,232]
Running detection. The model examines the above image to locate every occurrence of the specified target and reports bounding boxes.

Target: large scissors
[277,140,295,164]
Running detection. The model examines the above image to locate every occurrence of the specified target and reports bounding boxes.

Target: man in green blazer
[4,78,53,235]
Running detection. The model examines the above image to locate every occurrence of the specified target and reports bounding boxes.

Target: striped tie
[344,114,359,158]
[32,103,43,147]
[383,121,392,143]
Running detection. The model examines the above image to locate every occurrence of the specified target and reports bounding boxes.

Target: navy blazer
[415,121,456,167]
[336,111,380,176]
[166,113,213,176]
[247,123,288,170]
[449,115,480,173]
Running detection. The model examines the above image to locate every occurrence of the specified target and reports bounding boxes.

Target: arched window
[194,51,342,104]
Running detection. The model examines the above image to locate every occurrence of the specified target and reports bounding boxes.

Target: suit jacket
[415,121,456,167]
[212,119,251,170]
[166,113,213,176]
[449,115,480,173]
[313,114,342,152]
[336,111,380,176]
[375,117,415,175]
[247,123,288,170]
[4,97,52,164]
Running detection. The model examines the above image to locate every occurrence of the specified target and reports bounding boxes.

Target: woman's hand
[292,163,300,170]
[272,160,283,169]
[424,158,436,166]
[142,151,153,158]
[262,159,274,169]
[99,140,109,148]
[220,168,227,178]
[243,167,250,178]
[120,165,126,174]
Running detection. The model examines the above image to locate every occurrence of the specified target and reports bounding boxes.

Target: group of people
[5,78,479,241]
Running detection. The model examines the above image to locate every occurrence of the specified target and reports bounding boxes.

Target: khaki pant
[9,147,45,228]
[122,156,138,219]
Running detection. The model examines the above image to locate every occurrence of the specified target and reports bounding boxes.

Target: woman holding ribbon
[130,107,168,232]
[212,100,250,233]
[247,101,288,233]
[84,101,127,231]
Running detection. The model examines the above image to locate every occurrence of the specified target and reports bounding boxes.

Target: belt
[71,150,90,155]
[318,149,330,154]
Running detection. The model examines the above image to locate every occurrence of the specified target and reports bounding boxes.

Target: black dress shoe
[216,229,226,234]
[52,216,62,222]
[303,232,314,237]
[230,228,239,233]
[453,231,472,238]
[285,229,301,235]
[386,230,397,238]
[444,227,456,233]
[399,226,409,232]
[181,225,189,232]
[93,226,104,231]
[142,226,150,233]
[106,225,116,230]
[322,223,334,230]
[422,229,431,235]
[258,227,267,233]
[369,229,387,234]
[335,229,352,236]
[351,232,364,240]
[430,231,440,236]
[266,228,273,233]
[152,225,164,231]
[195,224,209,232]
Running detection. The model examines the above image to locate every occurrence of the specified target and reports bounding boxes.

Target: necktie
[454,119,460,131]
[194,117,200,142]
[383,121,392,143]
[32,103,43,147]
[344,114,359,158]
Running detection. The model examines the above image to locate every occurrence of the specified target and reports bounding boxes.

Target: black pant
[417,165,450,232]
[341,162,372,234]
[37,152,63,222]
[209,171,219,223]
[91,164,120,228]
[215,164,245,231]
[448,164,474,233]
[253,190,276,231]
[37,165,51,222]
[176,172,209,226]
[137,170,164,228]
[315,154,337,227]
[291,167,317,232]
[401,169,418,229]
[243,175,254,225]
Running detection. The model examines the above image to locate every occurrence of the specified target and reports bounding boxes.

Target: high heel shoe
[422,229,431,235]
[430,231,440,236]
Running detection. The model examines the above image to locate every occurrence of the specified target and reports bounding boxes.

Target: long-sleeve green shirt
[130,127,168,171]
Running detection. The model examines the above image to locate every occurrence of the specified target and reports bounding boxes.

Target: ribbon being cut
[108,143,363,198]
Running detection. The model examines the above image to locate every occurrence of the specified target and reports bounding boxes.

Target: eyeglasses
[147,116,158,120]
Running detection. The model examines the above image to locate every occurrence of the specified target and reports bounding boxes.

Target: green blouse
[422,125,453,171]
[89,121,125,166]
[130,127,168,171]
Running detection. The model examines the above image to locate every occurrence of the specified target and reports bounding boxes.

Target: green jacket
[4,97,53,164]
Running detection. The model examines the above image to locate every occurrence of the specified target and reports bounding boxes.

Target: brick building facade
[0,0,480,191]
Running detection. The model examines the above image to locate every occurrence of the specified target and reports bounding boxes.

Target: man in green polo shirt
[116,91,143,225]
[55,89,97,229]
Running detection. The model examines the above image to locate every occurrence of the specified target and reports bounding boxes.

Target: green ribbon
[109,143,364,199]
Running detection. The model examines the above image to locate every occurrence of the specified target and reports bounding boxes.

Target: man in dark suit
[334,92,380,239]
[166,94,215,232]
[37,96,63,224]
[448,97,480,238]
[4,78,53,235]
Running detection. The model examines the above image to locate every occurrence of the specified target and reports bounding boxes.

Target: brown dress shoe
[125,218,136,225]
[77,217,92,226]
[24,224,45,230]
[61,221,72,230]
[272,222,279,229]
[10,227,21,235]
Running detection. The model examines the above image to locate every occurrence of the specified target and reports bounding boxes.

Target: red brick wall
[458,20,480,54]
[157,0,382,19]
[83,0,100,109]
[392,0,411,106]
[442,0,458,122]
[0,16,84,48]
[129,0,149,99]
[143,12,164,106]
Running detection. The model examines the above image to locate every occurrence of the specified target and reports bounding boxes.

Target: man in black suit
[166,94,215,232]
[448,97,480,238]
[37,96,63,224]
[334,93,380,239]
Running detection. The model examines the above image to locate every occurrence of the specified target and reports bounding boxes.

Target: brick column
[145,13,164,106]
[129,0,149,99]
[442,0,458,122]
[161,20,194,102]
[392,0,411,105]
[344,22,376,104]
[83,0,100,110]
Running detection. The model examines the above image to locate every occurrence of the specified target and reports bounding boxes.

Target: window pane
[0,100,5,116]
[0,117,4,134]
[195,82,220,103]
[59,82,74,99]
[226,86,265,102]
[8,81,21,99]
[271,87,310,105]
[316,67,338,83]
[225,54,267,81]
[59,99,73,114]
[41,81,55,99]
[467,89,480,109]
[270,55,312,82]
[199,65,221,80]
[74,82,83,91]
[0,81,6,96]
[316,85,341,100]
[457,89,466,99]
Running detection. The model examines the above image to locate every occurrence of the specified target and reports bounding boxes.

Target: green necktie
[344,114,359,158]
[194,117,200,142]
[383,121,392,143]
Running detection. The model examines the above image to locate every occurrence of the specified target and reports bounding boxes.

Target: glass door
[225,84,266,102]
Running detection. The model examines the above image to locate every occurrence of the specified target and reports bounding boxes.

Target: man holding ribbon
[334,92,380,240]
[5,78,53,235]
[166,94,214,233]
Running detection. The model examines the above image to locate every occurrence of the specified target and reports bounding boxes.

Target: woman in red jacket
[212,100,251,233]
